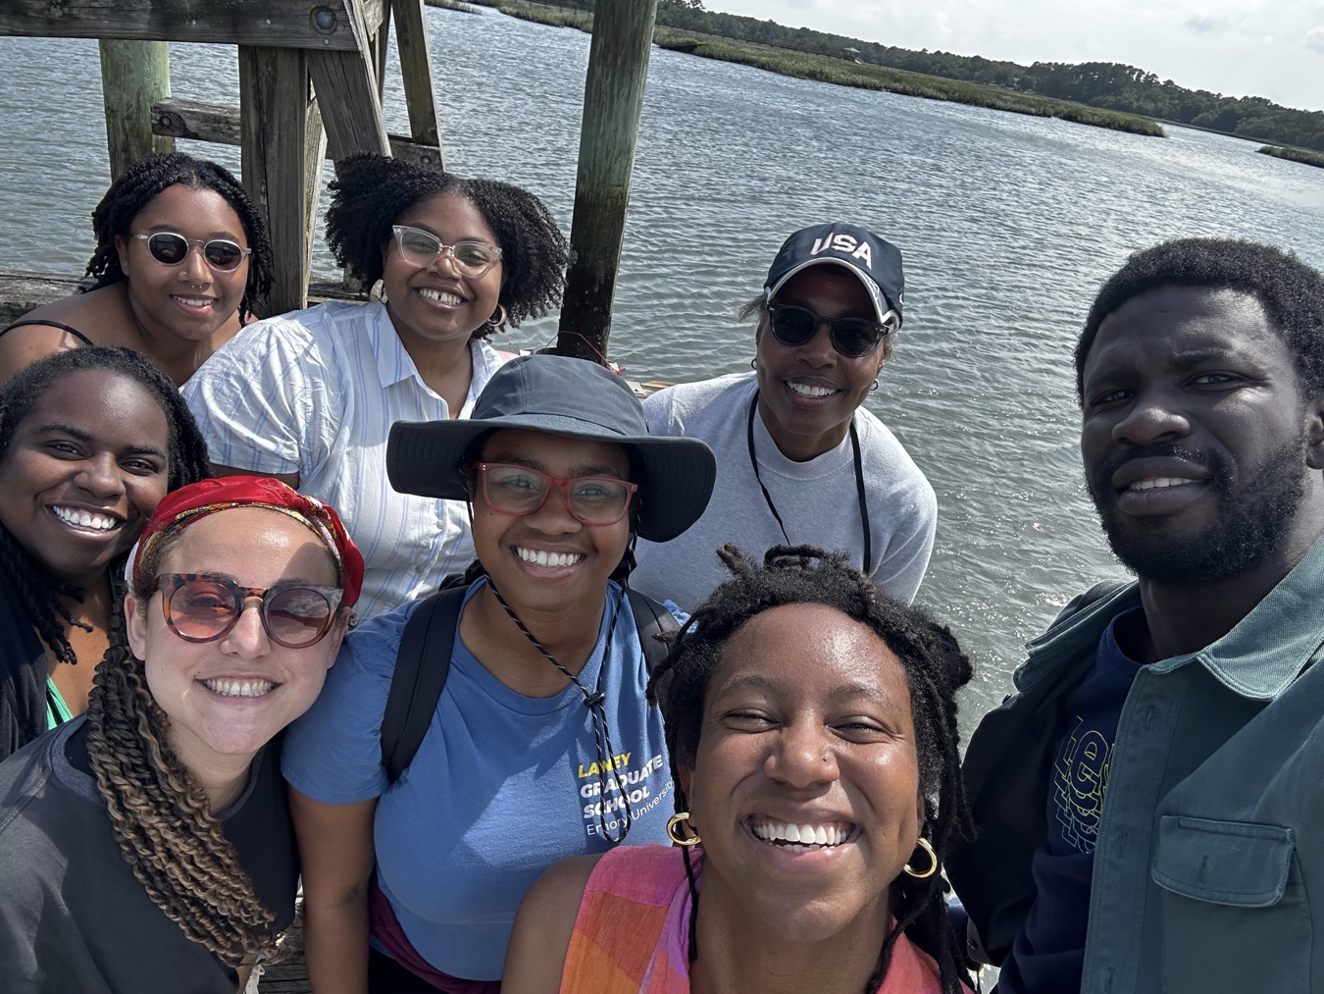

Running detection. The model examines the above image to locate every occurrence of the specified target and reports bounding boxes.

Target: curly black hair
[324,153,571,336]
[647,544,975,994]
[0,346,212,665]
[84,152,274,323]
[1076,238,1324,401]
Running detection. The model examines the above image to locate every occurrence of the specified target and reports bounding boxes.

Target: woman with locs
[282,354,716,993]
[0,152,273,386]
[631,222,938,614]
[0,346,211,762]
[0,475,362,993]
[185,152,572,620]
[504,544,977,994]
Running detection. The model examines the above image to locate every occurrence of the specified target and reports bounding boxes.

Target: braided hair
[0,346,211,664]
[84,152,274,323]
[647,544,975,994]
[83,511,329,966]
[325,153,571,335]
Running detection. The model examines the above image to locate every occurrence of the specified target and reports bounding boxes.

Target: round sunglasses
[766,301,894,358]
[477,462,637,526]
[392,225,502,278]
[155,574,344,649]
[132,232,253,273]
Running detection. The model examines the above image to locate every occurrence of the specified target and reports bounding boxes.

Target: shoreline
[461,0,1164,139]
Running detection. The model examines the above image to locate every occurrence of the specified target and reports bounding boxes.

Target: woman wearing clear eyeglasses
[0,475,362,994]
[185,153,571,620]
[0,152,273,387]
[631,223,937,615]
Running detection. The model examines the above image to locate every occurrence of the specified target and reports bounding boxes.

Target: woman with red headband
[0,475,362,994]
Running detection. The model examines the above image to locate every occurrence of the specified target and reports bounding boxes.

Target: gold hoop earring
[488,303,508,329]
[903,837,938,879]
[666,812,702,847]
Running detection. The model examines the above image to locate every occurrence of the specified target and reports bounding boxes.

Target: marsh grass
[488,2,1163,138]
[1258,145,1324,169]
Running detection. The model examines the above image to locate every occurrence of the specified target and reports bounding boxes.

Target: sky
[705,0,1324,112]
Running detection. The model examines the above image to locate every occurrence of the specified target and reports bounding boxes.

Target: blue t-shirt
[282,580,673,981]
[997,607,1143,994]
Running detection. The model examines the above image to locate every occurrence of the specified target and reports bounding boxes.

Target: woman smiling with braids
[504,544,976,994]
[0,346,211,762]
[185,153,571,619]
[0,152,273,386]
[0,475,362,993]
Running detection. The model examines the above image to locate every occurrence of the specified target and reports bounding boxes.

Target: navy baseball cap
[764,223,905,327]
[387,354,716,543]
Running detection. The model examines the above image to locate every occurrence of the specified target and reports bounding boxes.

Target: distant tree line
[542,0,1324,152]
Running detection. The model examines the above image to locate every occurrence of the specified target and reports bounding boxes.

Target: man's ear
[1307,393,1324,471]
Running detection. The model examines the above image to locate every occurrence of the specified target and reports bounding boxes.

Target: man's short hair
[1074,238,1324,401]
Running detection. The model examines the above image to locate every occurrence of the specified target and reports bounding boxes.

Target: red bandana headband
[132,476,364,606]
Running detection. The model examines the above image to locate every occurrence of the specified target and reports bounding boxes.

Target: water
[1,12,1322,725]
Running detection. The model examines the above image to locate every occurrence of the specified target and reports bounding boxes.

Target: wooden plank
[303,97,329,280]
[99,39,174,179]
[309,0,392,159]
[0,1,363,50]
[153,97,243,144]
[308,50,392,159]
[556,0,659,360]
[150,98,440,170]
[388,133,443,170]
[392,0,442,152]
[0,270,88,327]
[238,45,311,314]
[372,1,392,97]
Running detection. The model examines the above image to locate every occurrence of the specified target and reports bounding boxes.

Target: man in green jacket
[948,237,1324,994]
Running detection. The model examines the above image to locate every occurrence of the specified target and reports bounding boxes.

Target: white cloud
[1185,12,1232,32]
[704,0,1324,109]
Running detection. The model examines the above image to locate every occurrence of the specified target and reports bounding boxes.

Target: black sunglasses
[766,302,893,358]
[133,232,252,273]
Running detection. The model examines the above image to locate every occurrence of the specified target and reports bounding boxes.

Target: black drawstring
[486,580,633,843]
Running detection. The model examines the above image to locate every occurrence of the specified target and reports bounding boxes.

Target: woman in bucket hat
[283,354,716,994]
[631,223,937,614]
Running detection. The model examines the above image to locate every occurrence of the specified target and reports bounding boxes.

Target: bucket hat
[388,354,716,543]
[765,222,905,327]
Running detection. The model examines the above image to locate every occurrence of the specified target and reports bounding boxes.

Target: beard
[1087,438,1308,586]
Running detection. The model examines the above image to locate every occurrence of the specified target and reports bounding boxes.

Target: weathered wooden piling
[556,0,659,362]
[98,40,175,180]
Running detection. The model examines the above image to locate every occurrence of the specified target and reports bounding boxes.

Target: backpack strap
[381,585,680,785]
[625,587,679,675]
[380,587,466,784]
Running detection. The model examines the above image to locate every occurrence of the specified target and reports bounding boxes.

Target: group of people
[0,146,1318,994]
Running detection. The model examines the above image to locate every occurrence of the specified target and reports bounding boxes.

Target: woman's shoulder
[644,372,754,435]
[0,719,94,834]
[0,288,127,377]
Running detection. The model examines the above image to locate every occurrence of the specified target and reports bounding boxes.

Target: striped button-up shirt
[184,300,508,620]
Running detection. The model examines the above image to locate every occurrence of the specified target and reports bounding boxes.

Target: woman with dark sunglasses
[0,152,273,387]
[0,346,212,763]
[631,223,938,615]
[282,355,716,994]
[0,475,362,993]
[184,153,571,621]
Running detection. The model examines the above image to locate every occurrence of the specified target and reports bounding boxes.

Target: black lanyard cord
[746,393,872,575]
